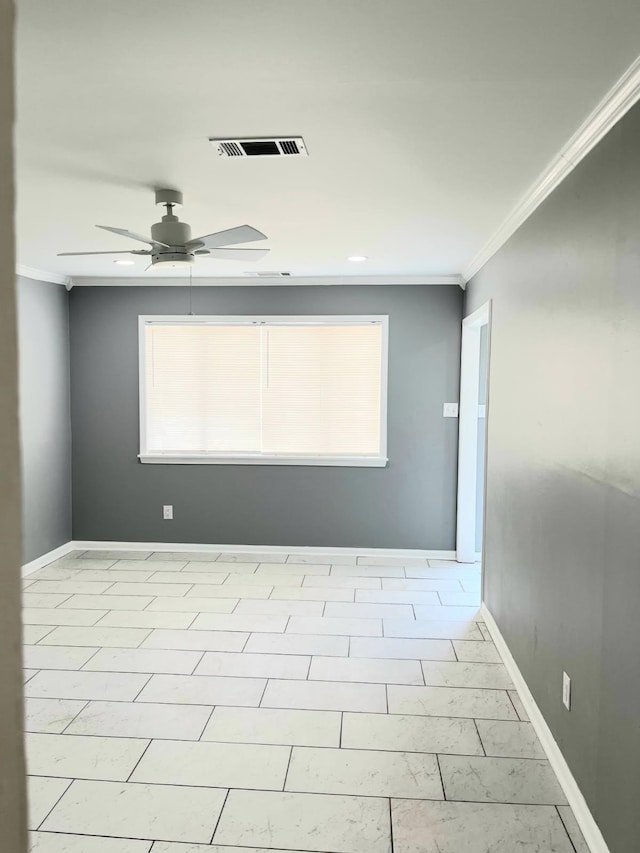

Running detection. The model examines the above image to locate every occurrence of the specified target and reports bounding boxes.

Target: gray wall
[465,102,640,852]
[70,285,462,550]
[0,0,28,845]
[17,276,72,562]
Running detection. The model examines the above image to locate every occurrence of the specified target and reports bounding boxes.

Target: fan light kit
[58,189,270,270]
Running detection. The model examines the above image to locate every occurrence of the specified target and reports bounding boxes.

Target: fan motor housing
[151,250,195,268]
[151,218,192,246]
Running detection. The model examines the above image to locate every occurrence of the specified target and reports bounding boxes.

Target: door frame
[456,300,491,563]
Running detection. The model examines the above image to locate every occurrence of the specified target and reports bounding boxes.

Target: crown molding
[71,273,464,288]
[16,264,73,289]
[463,54,640,283]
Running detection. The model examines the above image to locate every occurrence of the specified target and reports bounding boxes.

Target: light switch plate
[443,403,459,418]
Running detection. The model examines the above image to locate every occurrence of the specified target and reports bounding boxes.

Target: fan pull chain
[188,265,194,315]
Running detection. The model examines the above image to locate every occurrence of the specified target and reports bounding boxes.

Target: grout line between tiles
[131,672,154,703]
[556,804,581,853]
[125,737,154,782]
[472,718,486,756]
[435,753,446,801]
[27,774,566,811]
[209,788,230,844]
[24,690,517,724]
[134,629,155,648]
[281,745,294,791]
[31,626,56,645]
[388,797,395,853]
[197,705,217,742]
[23,778,554,806]
[184,612,200,629]
[189,650,207,675]
[257,677,270,707]
[32,776,73,830]
[29,669,514,694]
[58,699,91,734]
[24,743,558,777]
[49,594,74,609]
[505,689,523,720]
[78,646,104,671]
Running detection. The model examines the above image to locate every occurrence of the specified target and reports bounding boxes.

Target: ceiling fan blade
[96,225,170,248]
[198,247,270,262]
[57,250,151,256]
[186,225,267,250]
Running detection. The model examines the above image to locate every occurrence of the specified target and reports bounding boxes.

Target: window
[139,315,388,466]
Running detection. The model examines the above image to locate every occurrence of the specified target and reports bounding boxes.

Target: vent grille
[279,139,299,155]
[219,141,244,157]
[244,271,292,277]
[211,137,307,158]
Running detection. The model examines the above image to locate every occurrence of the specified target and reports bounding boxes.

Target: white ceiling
[15,0,640,280]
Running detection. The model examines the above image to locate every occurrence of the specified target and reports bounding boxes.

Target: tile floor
[22,550,588,852]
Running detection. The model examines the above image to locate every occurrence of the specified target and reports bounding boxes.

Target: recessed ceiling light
[114,259,134,265]
[348,255,367,262]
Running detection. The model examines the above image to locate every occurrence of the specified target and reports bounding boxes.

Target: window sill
[138,454,388,468]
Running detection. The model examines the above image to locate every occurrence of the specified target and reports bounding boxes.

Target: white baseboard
[22,542,76,577]
[22,539,457,576]
[481,603,609,853]
[72,540,457,560]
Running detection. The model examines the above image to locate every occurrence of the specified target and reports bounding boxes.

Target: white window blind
[139,316,388,466]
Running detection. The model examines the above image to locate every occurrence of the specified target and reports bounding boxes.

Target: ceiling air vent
[210,137,308,157]
[244,271,292,277]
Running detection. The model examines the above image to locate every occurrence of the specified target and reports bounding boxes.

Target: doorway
[456,301,491,564]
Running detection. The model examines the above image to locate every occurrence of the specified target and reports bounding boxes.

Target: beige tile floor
[22,550,589,852]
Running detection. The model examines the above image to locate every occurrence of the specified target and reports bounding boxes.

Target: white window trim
[138,314,389,467]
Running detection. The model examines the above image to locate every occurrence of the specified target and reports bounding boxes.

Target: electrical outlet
[443,402,459,418]
[162,505,173,520]
[562,672,571,710]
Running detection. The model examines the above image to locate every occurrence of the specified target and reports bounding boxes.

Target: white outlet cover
[562,672,571,710]
[162,505,173,520]
[443,403,459,418]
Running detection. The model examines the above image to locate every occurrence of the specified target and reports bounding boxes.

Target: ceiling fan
[58,189,269,269]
